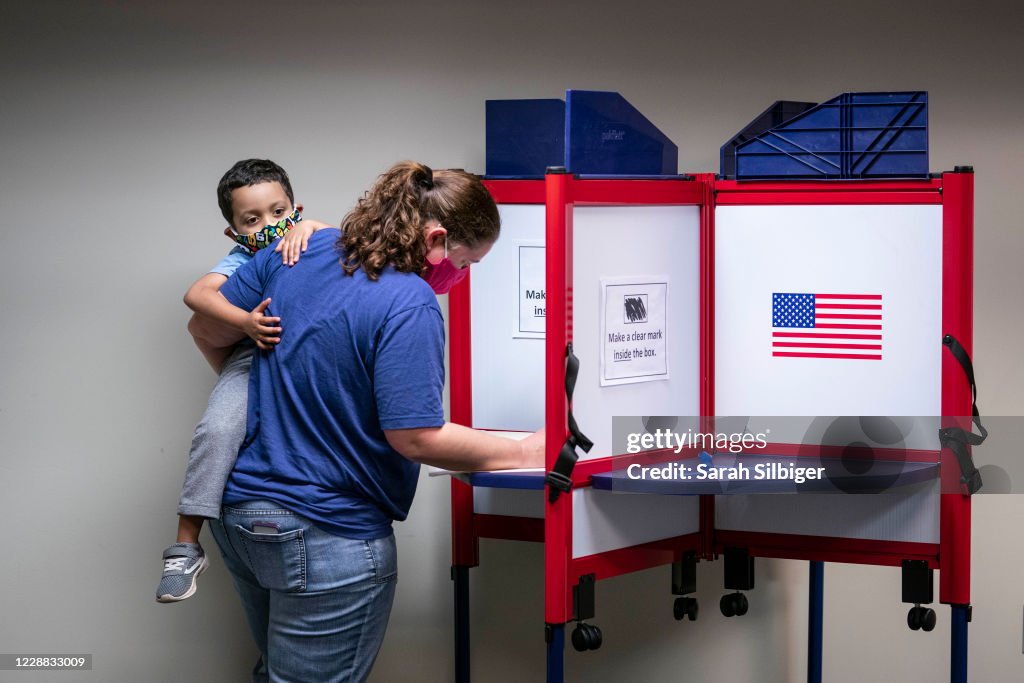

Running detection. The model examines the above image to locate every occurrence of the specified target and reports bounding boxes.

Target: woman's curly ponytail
[338,161,499,280]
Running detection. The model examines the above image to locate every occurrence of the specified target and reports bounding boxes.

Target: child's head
[216,159,299,235]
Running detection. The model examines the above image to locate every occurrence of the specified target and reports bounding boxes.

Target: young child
[156,158,329,603]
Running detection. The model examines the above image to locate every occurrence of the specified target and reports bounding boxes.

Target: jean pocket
[234,525,307,592]
[366,535,397,584]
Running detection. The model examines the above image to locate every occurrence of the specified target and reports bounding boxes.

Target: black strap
[939,334,986,495]
[546,343,593,502]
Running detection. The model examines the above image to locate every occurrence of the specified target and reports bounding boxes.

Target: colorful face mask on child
[226,209,302,254]
[422,237,469,294]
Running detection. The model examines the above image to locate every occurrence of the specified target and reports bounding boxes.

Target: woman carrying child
[205,161,544,682]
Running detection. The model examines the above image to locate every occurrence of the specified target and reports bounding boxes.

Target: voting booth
[706,108,976,666]
[448,171,710,678]
[706,170,978,683]
[446,91,981,683]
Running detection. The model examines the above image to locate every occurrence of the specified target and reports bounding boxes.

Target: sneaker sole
[156,554,210,603]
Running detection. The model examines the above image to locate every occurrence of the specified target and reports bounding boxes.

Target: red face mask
[423,237,468,294]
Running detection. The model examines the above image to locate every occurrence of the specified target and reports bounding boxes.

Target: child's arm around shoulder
[274,218,332,266]
[183,217,332,371]
[184,271,281,351]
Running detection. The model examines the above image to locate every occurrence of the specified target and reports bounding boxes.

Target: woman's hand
[519,428,546,468]
[244,298,282,350]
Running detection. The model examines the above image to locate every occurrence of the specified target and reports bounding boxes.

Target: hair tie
[418,166,434,191]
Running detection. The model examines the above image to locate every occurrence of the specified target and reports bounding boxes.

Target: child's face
[228,181,295,235]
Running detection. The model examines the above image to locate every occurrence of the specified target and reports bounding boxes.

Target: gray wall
[1,1,1021,681]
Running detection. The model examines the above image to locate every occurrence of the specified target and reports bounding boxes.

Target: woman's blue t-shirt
[219,228,445,539]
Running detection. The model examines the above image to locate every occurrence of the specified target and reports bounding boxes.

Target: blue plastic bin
[484,91,678,178]
[564,90,677,176]
[720,100,817,179]
[485,99,565,178]
[728,91,928,179]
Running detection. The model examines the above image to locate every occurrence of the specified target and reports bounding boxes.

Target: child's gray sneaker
[156,543,209,603]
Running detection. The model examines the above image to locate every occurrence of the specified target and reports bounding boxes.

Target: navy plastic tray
[720,100,816,178]
[458,470,546,490]
[728,91,928,179]
[485,99,565,179]
[484,91,678,178]
[564,90,677,176]
[453,456,938,495]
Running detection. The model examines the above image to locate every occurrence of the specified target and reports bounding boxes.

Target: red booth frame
[710,173,973,607]
[447,170,975,680]
[449,173,712,624]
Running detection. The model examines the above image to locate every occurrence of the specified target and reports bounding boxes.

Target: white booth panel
[715,480,940,544]
[470,204,546,431]
[715,204,943,431]
[473,487,545,518]
[571,205,701,460]
[572,488,700,558]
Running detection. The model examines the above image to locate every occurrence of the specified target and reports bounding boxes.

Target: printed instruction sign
[515,242,545,339]
[600,277,669,386]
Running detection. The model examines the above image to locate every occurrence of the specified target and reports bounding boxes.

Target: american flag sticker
[772,293,883,360]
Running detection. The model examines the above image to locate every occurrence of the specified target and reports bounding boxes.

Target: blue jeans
[210,500,397,683]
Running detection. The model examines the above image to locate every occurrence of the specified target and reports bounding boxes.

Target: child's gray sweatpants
[177,345,254,519]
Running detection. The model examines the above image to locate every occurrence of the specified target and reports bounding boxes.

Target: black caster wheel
[908,605,935,631]
[571,623,602,651]
[721,592,746,617]
[720,594,735,617]
[674,597,699,622]
[734,593,749,617]
[720,593,736,617]
[571,624,588,652]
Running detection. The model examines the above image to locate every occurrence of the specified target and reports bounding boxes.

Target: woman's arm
[186,316,237,372]
[385,424,545,471]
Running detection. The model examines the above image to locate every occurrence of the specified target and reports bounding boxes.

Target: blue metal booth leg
[951,603,969,683]
[546,624,565,683]
[453,566,471,683]
[808,561,824,683]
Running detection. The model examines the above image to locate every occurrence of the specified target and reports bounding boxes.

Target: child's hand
[245,298,282,350]
[275,220,330,266]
